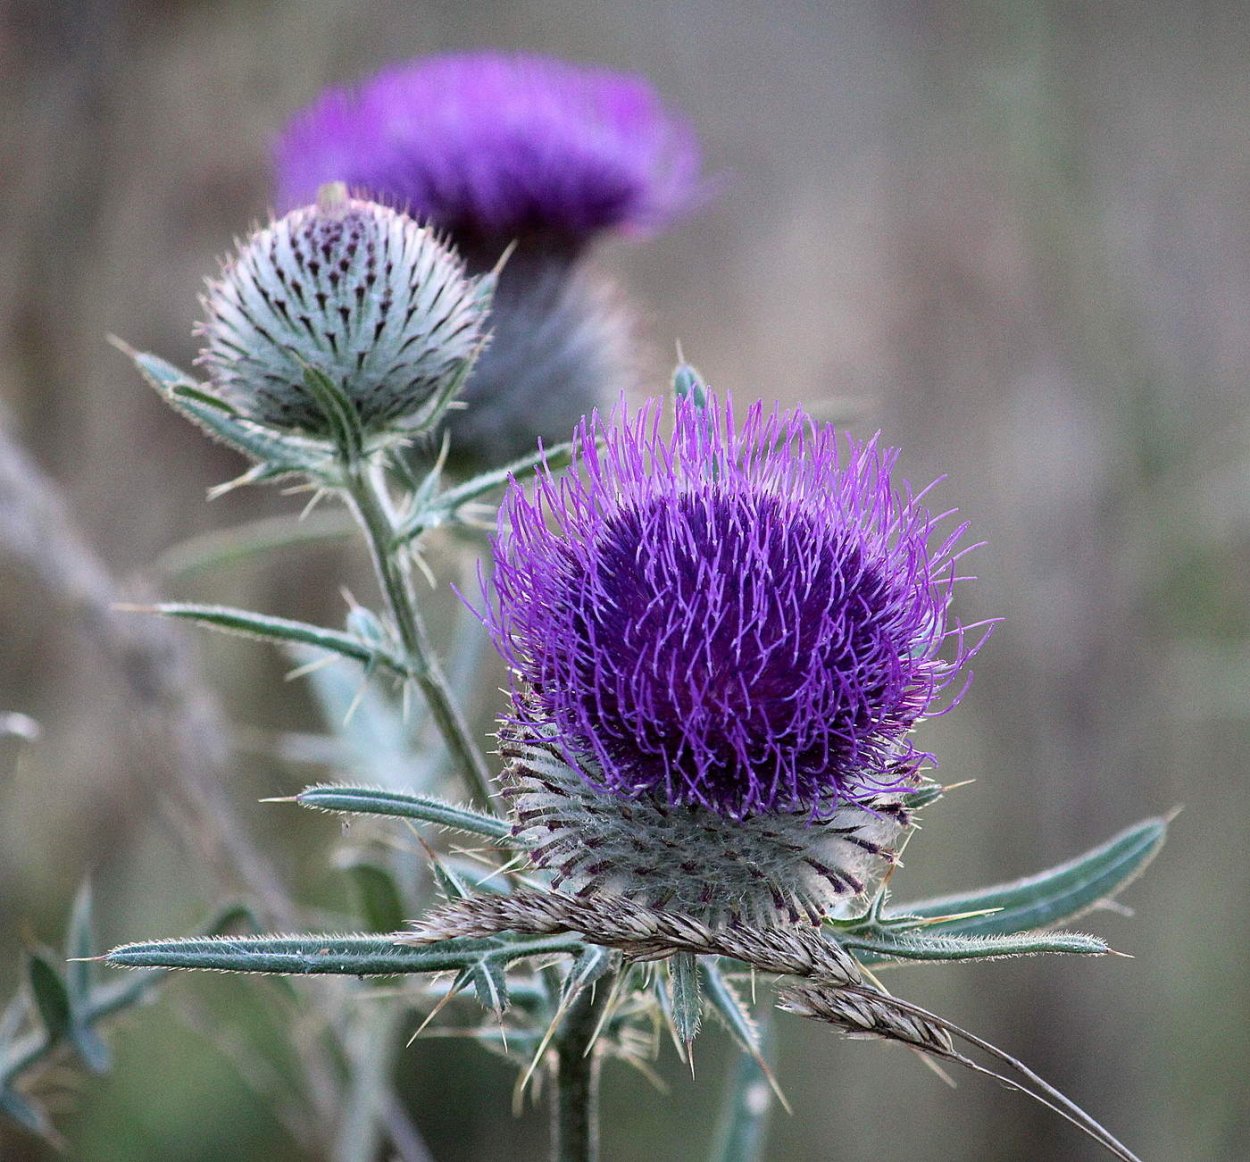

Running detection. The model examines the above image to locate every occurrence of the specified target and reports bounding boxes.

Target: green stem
[707,1006,775,1162]
[552,976,613,1162]
[341,457,495,811]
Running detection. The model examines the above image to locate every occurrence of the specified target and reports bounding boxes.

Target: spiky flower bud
[485,392,989,925]
[196,185,490,442]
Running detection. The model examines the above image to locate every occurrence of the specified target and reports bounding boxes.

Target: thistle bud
[196,185,491,442]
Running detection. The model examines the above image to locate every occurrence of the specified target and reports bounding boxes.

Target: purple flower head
[488,393,985,822]
[275,52,703,256]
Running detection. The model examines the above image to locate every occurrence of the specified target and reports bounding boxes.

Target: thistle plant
[1,51,1168,1162]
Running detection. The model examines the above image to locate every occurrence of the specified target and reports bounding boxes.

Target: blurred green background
[2,1,1247,1159]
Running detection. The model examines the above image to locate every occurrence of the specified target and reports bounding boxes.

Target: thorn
[284,655,337,682]
[258,795,300,804]
[407,983,460,1046]
[491,239,517,281]
[106,333,137,358]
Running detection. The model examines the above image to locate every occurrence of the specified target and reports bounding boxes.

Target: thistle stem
[552,978,612,1162]
[341,456,495,811]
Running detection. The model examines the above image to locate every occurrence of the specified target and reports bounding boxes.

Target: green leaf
[26,954,70,1043]
[301,365,363,462]
[843,928,1109,966]
[898,780,946,811]
[148,604,409,677]
[294,785,513,841]
[428,853,474,904]
[672,360,709,409]
[700,961,759,1059]
[118,343,334,474]
[668,952,703,1050]
[887,816,1168,938]
[154,510,356,581]
[104,933,584,976]
[565,946,616,996]
[467,961,510,1016]
[64,880,95,1004]
[343,863,407,934]
[392,437,579,545]
[68,1022,111,1075]
[0,1085,55,1140]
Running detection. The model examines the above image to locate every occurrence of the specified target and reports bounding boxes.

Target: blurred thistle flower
[275,53,705,466]
[275,52,702,258]
[196,184,491,443]
[486,392,988,924]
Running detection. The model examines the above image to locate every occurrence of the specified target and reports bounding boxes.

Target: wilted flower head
[486,392,987,924]
[196,185,491,441]
[275,52,702,256]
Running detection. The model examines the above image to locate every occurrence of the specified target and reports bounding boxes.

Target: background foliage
[1,2,1246,1159]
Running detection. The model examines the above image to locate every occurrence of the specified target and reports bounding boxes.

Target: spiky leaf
[843,928,1109,966]
[148,605,408,676]
[105,933,584,976]
[887,816,1168,938]
[294,785,512,840]
[668,952,703,1050]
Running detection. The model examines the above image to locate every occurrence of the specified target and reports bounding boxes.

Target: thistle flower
[196,184,491,442]
[275,53,699,465]
[485,392,986,924]
[275,52,702,257]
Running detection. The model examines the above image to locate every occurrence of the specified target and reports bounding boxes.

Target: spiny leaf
[700,961,759,1058]
[565,946,617,996]
[145,604,408,677]
[672,360,708,408]
[467,961,510,1016]
[888,816,1168,938]
[427,847,474,904]
[118,343,334,473]
[392,437,579,545]
[105,933,585,976]
[293,785,512,840]
[844,928,1110,966]
[668,952,703,1050]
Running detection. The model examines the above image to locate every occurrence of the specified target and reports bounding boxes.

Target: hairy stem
[341,456,495,811]
[552,977,613,1162]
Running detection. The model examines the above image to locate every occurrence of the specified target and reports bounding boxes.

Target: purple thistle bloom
[275,52,702,255]
[488,393,984,822]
